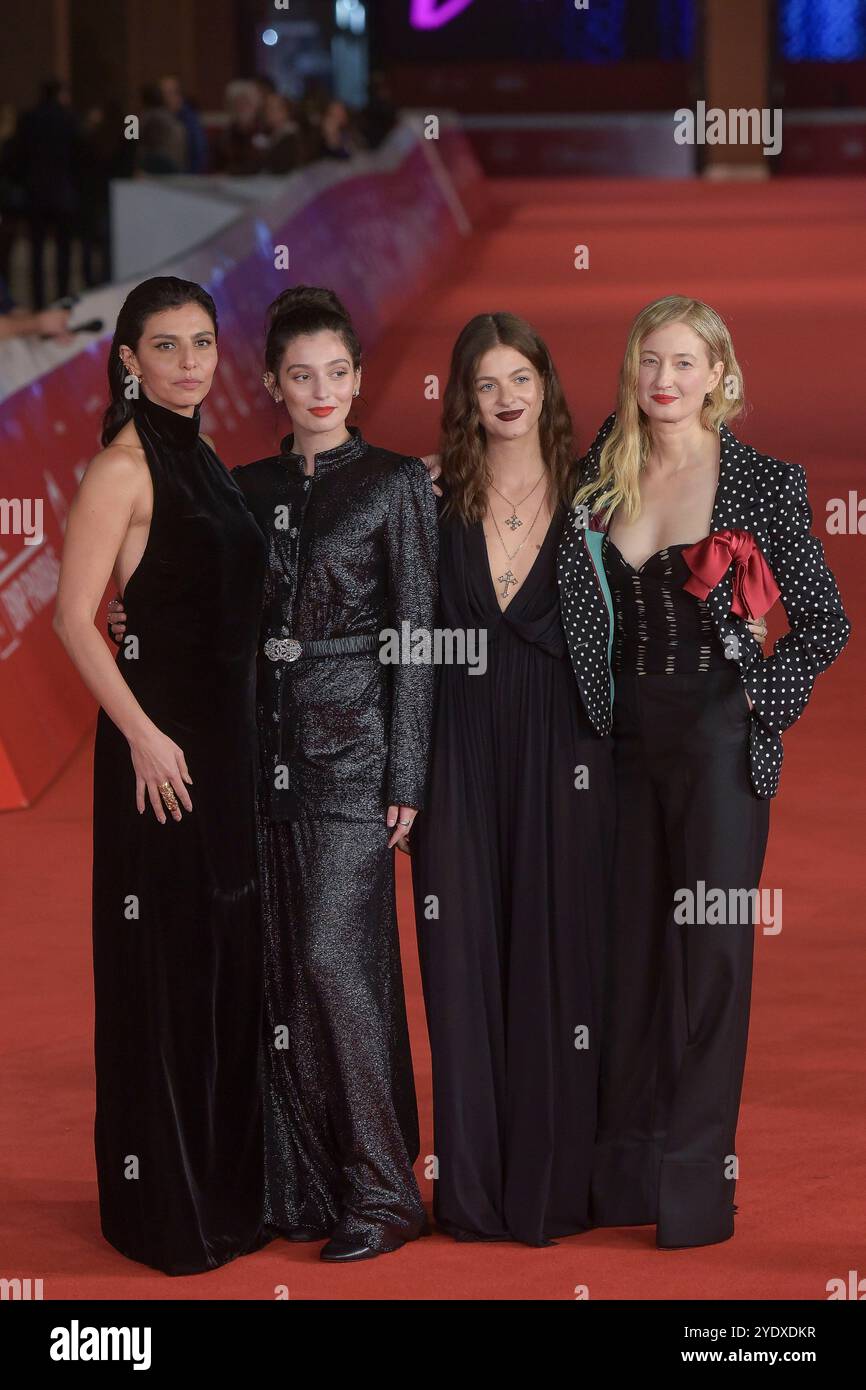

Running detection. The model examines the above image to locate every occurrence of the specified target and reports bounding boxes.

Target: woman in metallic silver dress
[234,286,438,1263]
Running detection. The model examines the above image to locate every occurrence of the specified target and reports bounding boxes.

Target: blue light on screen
[780,0,866,59]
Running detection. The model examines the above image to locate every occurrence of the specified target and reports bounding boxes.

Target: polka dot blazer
[556,413,852,799]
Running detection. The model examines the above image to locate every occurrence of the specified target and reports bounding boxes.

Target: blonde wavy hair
[574,295,745,523]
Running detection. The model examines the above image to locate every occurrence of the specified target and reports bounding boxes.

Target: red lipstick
[309,406,336,417]
[651,394,678,404]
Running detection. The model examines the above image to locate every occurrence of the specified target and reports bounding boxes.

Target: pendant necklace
[488,472,546,531]
[487,491,547,600]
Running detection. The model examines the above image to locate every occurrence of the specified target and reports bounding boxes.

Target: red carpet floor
[1,178,864,1300]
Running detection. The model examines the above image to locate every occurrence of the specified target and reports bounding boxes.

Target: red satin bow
[681,529,781,619]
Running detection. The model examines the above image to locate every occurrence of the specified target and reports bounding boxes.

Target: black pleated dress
[410,495,616,1245]
[91,392,270,1275]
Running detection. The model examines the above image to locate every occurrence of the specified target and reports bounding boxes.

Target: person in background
[362,71,398,150]
[137,85,187,175]
[7,80,80,309]
[261,93,303,175]
[254,75,278,108]
[0,102,26,291]
[319,101,357,161]
[297,81,329,160]
[219,80,266,176]
[159,75,209,174]
[77,101,132,289]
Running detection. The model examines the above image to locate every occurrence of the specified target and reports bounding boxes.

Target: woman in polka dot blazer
[556,295,851,1250]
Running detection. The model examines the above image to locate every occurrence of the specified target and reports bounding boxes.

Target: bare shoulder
[78,424,149,506]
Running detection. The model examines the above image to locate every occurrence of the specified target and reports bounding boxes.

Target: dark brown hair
[102,276,217,446]
[440,312,575,523]
[263,284,361,380]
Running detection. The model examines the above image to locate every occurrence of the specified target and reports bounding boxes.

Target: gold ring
[158,781,178,810]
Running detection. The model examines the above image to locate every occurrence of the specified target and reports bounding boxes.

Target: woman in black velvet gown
[55,278,270,1274]
[409,313,616,1245]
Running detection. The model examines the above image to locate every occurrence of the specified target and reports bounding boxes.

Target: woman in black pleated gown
[55,277,270,1275]
[409,313,616,1245]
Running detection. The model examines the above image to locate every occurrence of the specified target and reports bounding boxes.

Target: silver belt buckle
[264,637,303,662]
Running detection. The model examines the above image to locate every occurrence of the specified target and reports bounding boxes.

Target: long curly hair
[573,294,745,523]
[439,312,575,524]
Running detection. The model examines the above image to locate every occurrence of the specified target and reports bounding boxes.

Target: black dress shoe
[284,1226,329,1243]
[320,1236,404,1263]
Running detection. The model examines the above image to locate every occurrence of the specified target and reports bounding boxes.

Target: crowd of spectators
[0,72,397,338]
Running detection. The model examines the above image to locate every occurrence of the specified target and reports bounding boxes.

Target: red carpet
[1,177,863,1299]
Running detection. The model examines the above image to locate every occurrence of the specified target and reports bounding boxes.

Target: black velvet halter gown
[410,492,616,1245]
[91,391,270,1275]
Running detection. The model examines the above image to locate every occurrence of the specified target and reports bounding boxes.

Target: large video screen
[779,0,866,59]
[373,0,697,64]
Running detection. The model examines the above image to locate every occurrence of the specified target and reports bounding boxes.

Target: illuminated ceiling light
[336,0,366,33]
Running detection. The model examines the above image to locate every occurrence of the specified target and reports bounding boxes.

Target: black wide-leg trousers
[591,665,771,1248]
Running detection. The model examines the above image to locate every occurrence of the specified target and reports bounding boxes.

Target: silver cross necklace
[487,490,548,601]
[488,472,546,531]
